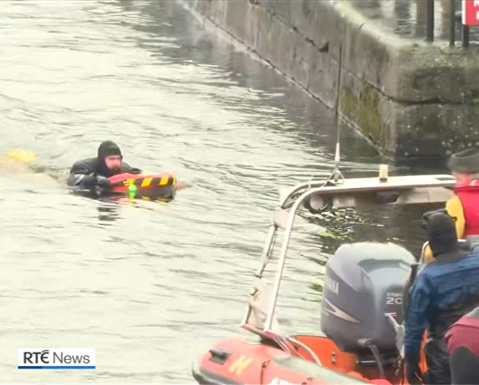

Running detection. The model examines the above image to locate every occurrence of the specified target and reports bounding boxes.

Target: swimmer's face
[105,155,122,171]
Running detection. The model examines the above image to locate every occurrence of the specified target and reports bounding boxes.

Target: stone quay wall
[182,0,479,158]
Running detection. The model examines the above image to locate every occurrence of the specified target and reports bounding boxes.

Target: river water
[0,0,446,383]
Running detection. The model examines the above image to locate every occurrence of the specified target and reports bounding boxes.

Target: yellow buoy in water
[5,150,37,163]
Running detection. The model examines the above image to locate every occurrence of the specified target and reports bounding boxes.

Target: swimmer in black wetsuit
[68,140,141,193]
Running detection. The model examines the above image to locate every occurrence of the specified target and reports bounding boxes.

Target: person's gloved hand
[93,175,112,196]
[81,173,97,189]
[96,175,111,189]
[405,354,423,385]
[129,168,142,175]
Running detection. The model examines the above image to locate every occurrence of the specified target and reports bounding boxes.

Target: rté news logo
[18,348,96,369]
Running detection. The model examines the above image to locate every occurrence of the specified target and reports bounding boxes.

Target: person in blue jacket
[404,212,479,384]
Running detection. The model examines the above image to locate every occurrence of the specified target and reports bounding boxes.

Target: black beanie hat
[448,148,479,174]
[98,141,122,159]
[428,213,458,257]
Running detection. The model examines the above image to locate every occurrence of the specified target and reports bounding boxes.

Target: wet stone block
[308,47,340,109]
[244,1,260,50]
[313,1,343,62]
[290,33,313,89]
[224,0,248,43]
[257,0,277,18]
[274,20,296,75]
[341,18,393,98]
[394,103,479,157]
[339,70,391,151]
[256,7,282,65]
[193,0,208,15]
[396,46,479,104]
[214,0,228,26]
[288,0,316,38]
[271,0,291,26]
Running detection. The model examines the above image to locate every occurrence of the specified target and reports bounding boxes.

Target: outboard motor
[321,242,416,355]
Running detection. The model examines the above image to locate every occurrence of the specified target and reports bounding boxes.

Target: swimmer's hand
[82,174,111,189]
[93,175,112,196]
[130,168,142,174]
[96,175,111,189]
[81,173,97,189]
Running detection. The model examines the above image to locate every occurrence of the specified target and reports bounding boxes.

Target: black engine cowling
[320,242,416,354]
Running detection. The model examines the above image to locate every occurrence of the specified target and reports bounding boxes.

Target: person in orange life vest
[423,148,479,263]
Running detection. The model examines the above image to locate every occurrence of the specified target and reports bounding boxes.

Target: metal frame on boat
[240,164,456,357]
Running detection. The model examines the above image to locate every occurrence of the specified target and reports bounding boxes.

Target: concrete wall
[181,0,479,158]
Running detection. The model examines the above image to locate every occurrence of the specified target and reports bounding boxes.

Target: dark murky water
[0,0,447,382]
